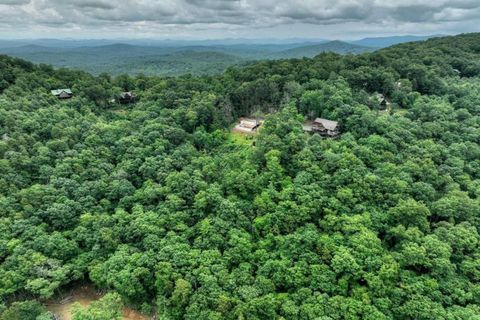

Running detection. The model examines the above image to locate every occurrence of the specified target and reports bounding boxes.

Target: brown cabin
[311,118,340,137]
[118,92,136,104]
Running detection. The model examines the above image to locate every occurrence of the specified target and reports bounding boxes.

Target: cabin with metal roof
[118,92,136,104]
[304,118,340,137]
[51,89,73,99]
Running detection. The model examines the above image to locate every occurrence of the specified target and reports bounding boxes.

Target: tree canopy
[1,33,480,319]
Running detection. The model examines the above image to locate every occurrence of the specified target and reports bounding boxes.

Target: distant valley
[0,35,440,76]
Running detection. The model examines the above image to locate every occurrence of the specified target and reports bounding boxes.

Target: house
[118,92,136,104]
[306,118,340,137]
[376,93,388,110]
[233,118,262,133]
[51,89,73,99]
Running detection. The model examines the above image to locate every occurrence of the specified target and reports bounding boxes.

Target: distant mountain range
[270,41,374,59]
[350,35,444,48]
[0,35,442,76]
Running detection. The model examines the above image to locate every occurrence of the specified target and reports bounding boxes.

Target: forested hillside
[1,33,480,319]
[0,45,247,76]
[269,41,374,59]
[0,40,373,76]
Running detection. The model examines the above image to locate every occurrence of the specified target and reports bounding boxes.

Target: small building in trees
[376,93,388,110]
[233,118,262,134]
[51,89,73,99]
[304,118,340,137]
[118,92,136,104]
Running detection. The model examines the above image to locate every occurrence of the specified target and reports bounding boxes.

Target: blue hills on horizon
[0,34,443,48]
[0,34,445,76]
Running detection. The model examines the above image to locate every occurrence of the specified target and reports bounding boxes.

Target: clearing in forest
[45,285,149,320]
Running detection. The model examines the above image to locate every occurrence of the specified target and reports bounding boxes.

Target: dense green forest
[1,33,480,319]
[0,40,374,76]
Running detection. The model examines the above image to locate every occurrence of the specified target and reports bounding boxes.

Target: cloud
[0,0,30,4]
[185,0,242,11]
[0,0,479,38]
[71,0,115,10]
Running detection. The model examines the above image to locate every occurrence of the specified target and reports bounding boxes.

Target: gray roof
[51,89,72,95]
[120,92,135,98]
[376,93,386,101]
[314,118,339,131]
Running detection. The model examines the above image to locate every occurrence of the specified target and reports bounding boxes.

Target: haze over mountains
[0,35,441,76]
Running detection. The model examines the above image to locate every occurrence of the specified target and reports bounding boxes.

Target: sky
[0,0,479,40]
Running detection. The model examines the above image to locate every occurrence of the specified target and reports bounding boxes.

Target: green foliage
[1,33,480,319]
[0,300,50,320]
[71,292,123,320]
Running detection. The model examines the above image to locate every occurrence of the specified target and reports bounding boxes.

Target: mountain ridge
[0,35,442,76]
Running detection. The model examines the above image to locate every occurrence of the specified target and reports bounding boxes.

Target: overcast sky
[0,0,479,39]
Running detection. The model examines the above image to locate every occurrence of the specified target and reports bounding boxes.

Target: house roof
[314,118,339,131]
[240,119,259,129]
[376,93,386,102]
[120,92,135,98]
[51,89,72,95]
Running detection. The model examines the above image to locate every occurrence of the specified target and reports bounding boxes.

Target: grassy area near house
[228,131,254,146]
